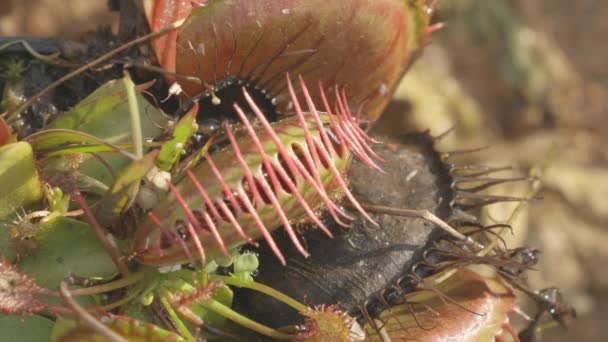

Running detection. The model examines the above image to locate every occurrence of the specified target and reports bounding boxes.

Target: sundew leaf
[17,216,117,288]
[365,269,517,342]
[0,314,54,341]
[0,258,46,314]
[176,283,234,332]
[231,251,259,283]
[160,269,234,331]
[51,316,185,342]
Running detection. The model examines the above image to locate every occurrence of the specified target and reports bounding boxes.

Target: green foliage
[1,58,27,82]
[18,216,118,288]
[0,314,54,341]
[0,142,43,219]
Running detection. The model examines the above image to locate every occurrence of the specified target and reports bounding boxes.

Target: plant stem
[0,38,60,61]
[123,71,143,159]
[59,280,128,342]
[9,17,186,118]
[70,271,145,297]
[98,290,140,311]
[72,192,131,277]
[201,298,291,340]
[126,62,202,85]
[159,294,194,342]
[359,203,468,241]
[209,275,308,313]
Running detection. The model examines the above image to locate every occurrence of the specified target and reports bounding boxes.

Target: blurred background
[2,0,607,340]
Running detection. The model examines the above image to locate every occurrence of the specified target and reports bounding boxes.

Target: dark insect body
[518,287,577,342]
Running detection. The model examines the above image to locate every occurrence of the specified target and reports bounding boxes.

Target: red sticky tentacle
[235,186,287,266]
[286,74,323,174]
[233,102,337,236]
[312,137,378,226]
[198,210,230,257]
[240,89,351,227]
[204,154,244,216]
[168,181,229,258]
[217,200,257,246]
[225,120,310,258]
[185,170,223,223]
[283,145,353,227]
[339,89,387,163]
[224,121,265,205]
[318,82,346,148]
[334,88,385,171]
[186,169,256,245]
[299,75,334,156]
[167,182,210,263]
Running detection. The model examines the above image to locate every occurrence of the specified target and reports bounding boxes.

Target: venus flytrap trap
[0,0,576,340]
[132,77,383,267]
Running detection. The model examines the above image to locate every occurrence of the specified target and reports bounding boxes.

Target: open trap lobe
[235,131,455,328]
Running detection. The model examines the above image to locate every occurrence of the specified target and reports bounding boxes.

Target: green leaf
[201,284,233,328]
[47,79,166,144]
[0,142,43,261]
[36,78,168,188]
[0,142,43,219]
[0,314,54,341]
[18,217,117,288]
[25,129,136,157]
[232,252,259,282]
[156,103,197,171]
[213,247,241,269]
[95,150,160,225]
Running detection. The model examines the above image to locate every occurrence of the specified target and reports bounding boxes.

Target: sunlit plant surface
[0,1,574,341]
